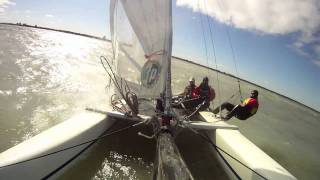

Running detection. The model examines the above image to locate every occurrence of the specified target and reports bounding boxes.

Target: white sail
[110,0,172,99]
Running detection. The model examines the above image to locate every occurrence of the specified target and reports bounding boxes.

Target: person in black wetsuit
[212,90,259,120]
[192,77,215,110]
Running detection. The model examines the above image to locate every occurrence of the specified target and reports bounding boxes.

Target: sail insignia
[141,60,161,88]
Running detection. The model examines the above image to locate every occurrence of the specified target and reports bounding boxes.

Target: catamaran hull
[199,111,296,180]
[0,111,115,179]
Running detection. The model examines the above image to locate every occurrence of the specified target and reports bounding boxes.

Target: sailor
[180,77,196,98]
[212,90,259,120]
[192,77,215,109]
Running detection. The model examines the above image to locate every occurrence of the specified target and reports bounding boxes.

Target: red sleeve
[245,98,258,109]
[209,88,215,101]
[248,99,257,106]
[207,88,211,100]
[192,86,200,98]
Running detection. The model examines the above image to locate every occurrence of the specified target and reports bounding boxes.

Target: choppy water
[0,24,319,179]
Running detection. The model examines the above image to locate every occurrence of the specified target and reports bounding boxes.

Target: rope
[100,56,125,100]
[100,56,139,115]
[0,120,146,169]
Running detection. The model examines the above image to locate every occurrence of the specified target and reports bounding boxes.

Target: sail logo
[141,61,161,88]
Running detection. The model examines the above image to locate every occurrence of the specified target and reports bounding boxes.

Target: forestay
[110,0,173,100]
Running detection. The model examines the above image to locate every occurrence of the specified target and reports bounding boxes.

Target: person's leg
[225,104,241,119]
[224,103,235,111]
[234,107,251,120]
[212,102,235,114]
[225,105,253,120]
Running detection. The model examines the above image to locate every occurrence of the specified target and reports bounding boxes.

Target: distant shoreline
[0,22,109,42]
[1,22,319,113]
[173,56,320,113]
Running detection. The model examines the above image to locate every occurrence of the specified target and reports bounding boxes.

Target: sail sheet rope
[100,56,139,116]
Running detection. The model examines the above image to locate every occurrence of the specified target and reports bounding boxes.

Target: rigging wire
[226,29,243,101]
[199,0,223,117]
[216,0,243,101]
[213,90,241,110]
[196,1,267,179]
[198,1,210,76]
[0,120,147,169]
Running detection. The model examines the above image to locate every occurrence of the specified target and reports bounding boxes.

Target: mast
[155,2,194,179]
[110,0,193,179]
[163,0,173,117]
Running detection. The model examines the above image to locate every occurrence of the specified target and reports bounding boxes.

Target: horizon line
[1,22,319,113]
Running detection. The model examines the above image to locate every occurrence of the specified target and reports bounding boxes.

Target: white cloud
[177,0,320,35]
[45,14,54,18]
[313,45,320,66]
[0,0,15,13]
[313,60,320,67]
[177,0,320,66]
[315,45,320,57]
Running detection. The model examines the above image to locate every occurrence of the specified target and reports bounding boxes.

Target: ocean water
[0,24,319,179]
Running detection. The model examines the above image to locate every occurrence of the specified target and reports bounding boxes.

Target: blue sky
[0,0,319,111]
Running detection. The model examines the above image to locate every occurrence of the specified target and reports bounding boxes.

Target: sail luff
[110,0,117,62]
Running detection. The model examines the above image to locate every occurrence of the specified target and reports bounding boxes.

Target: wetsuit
[192,84,214,109]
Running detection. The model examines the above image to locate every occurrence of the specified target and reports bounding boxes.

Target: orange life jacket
[243,98,259,114]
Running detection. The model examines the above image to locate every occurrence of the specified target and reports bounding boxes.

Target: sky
[0,0,319,111]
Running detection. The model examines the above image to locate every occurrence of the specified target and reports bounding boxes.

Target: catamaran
[0,0,297,179]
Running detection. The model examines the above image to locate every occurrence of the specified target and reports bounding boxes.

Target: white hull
[0,109,297,179]
[0,111,115,179]
[199,111,296,180]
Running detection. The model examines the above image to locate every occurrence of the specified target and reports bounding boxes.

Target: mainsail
[110,1,194,179]
[110,0,173,101]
